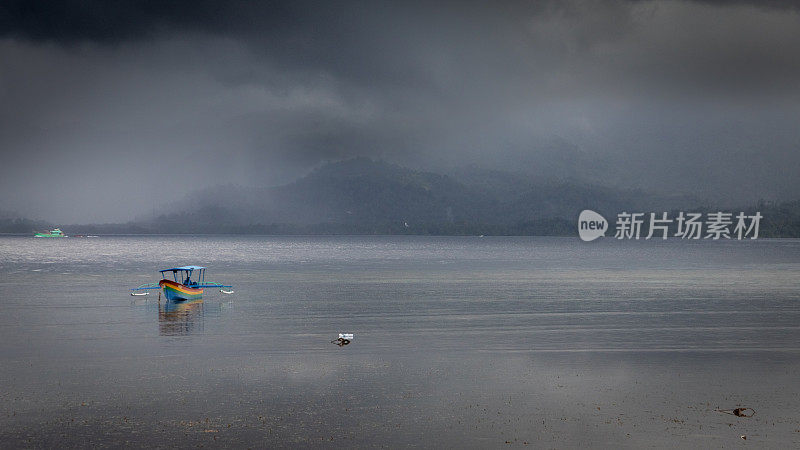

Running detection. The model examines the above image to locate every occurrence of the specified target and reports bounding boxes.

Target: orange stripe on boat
[159,279,203,294]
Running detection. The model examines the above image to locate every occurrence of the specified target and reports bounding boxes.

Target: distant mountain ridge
[139,158,703,234]
[0,209,52,234]
[5,158,800,236]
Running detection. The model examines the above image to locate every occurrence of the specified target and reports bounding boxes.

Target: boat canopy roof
[159,266,206,273]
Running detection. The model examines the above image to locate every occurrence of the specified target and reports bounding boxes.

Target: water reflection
[158,299,204,336]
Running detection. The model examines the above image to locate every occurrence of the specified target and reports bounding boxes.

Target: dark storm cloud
[4,0,800,97]
[1,1,799,222]
[0,0,257,42]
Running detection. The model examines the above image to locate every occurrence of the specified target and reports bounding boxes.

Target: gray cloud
[1,1,799,222]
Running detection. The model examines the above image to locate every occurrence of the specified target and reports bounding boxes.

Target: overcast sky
[1,0,799,223]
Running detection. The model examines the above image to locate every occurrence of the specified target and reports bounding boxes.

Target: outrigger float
[131,266,233,300]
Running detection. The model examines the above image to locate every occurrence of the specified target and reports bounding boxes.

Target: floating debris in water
[716,407,755,417]
[332,333,353,346]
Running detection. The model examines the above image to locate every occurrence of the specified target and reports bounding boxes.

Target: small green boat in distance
[34,228,66,238]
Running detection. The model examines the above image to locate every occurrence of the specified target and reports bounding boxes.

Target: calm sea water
[0,236,798,448]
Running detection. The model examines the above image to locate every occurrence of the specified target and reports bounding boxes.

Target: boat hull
[34,228,66,238]
[159,279,203,301]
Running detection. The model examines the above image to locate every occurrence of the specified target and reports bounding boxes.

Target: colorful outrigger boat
[34,228,66,237]
[131,266,233,301]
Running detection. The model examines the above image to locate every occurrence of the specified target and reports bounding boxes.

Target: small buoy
[131,292,148,296]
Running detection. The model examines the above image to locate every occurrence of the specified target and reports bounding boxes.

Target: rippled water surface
[1,236,799,448]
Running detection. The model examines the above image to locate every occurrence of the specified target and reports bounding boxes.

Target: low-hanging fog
[1,0,799,223]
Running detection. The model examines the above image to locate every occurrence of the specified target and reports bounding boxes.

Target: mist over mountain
[2,1,800,223]
[0,209,51,234]
[5,158,800,236]
[129,158,703,234]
